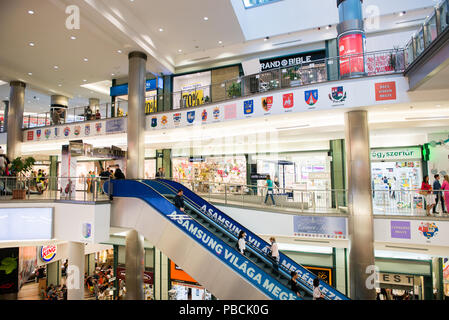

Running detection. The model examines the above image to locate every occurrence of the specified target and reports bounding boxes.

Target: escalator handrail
[106,179,302,300]
[148,179,314,297]
[145,180,311,297]
[158,178,349,300]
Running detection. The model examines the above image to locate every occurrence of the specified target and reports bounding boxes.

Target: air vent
[190,56,211,62]
[272,39,302,46]
[395,18,425,25]
[385,245,428,251]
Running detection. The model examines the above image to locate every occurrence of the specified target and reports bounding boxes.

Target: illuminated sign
[40,245,57,262]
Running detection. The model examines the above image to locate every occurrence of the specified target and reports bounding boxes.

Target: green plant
[11,156,35,177]
[227,82,241,98]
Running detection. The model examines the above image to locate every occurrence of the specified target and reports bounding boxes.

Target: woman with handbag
[420,175,435,216]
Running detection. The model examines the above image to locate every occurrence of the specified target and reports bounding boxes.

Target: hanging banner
[338,33,365,77]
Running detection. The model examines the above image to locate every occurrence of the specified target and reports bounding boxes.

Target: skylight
[242,0,282,9]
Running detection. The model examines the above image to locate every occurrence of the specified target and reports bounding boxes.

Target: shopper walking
[237,231,247,256]
[313,278,325,300]
[174,189,185,212]
[264,175,276,205]
[155,167,165,178]
[442,175,449,215]
[420,175,434,216]
[433,174,446,214]
[269,237,280,270]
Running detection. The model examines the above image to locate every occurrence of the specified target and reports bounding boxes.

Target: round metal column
[7,81,26,160]
[344,110,376,300]
[67,242,85,300]
[125,229,145,300]
[127,51,147,179]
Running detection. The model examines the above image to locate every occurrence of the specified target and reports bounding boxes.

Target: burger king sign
[40,245,57,262]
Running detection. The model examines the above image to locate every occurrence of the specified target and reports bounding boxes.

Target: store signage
[375,81,397,101]
[379,273,414,286]
[338,33,365,77]
[40,245,57,262]
[260,50,326,71]
[371,147,422,161]
[251,173,269,180]
[189,156,205,162]
[390,221,411,239]
[293,216,347,239]
[110,78,159,96]
[170,261,198,284]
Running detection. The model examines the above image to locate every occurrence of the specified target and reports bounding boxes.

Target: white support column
[67,242,85,300]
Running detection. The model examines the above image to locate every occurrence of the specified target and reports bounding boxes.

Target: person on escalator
[313,278,325,300]
[174,189,185,212]
[288,271,302,298]
[269,237,280,269]
[237,231,247,256]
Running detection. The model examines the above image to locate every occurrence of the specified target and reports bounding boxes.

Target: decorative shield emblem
[85,124,90,136]
[187,111,195,124]
[202,110,208,122]
[54,128,59,137]
[36,129,42,138]
[244,100,254,115]
[213,107,220,119]
[173,113,181,125]
[161,115,168,125]
[305,89,318,106]
[329,86,347,103]
[74,126,81,136]
[44,129,51,139]
[262,96,273,112]
[283,93,294,108]
[95,123,102,133]
[151,117,157,128]
[64,127,70,136]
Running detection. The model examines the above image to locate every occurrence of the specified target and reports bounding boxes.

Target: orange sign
[170,261,198,284]
[375,82,397,101]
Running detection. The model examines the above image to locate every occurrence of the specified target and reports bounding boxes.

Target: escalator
[154,178,349,301]
[105,179,304,300]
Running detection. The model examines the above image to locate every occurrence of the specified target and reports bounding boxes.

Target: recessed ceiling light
[264,36,269,41]
[28,72,33,76]
[178,49,182,53]
[218,41,223,44]
[58,84,62,87]
[117,50,122,54]
[399,11,406,16]
[54,65,59,69]
[203,17,209,21]
[70,36,77,40]
[111,73,115,76]
[28,10,34,15]
[83,79,87,82]
[159,28,164,32]
[29,42,35,47]
[83,58,89,62]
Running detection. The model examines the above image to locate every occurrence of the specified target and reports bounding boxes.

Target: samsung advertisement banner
[0,208,53,241]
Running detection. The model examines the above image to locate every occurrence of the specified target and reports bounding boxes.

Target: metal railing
[20,48,405,130]
[404,0,449,69]
[168,178,448,217]
[0,176,111,202]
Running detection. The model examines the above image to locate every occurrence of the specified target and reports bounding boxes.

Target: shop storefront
[444,257,449,299]
[172,155,247,188]
[173,71,212,109]
[168,261,212,300]
[376,272,425,300]
[371,146,423,211]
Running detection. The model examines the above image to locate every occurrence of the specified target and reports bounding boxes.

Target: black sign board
[260,50,326,71]
[189,156,205,163]
[0,247,19,295]
[251,173,269,180]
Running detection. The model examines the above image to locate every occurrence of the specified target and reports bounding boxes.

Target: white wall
[366,29,417,52]
[427,132,449,175]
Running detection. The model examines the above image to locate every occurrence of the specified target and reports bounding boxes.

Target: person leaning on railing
[420,175,435,216]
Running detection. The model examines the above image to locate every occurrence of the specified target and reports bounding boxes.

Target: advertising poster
[0,247,19,295]
[338,33,365,77]
[170,261,198,284]
[304,266,333,286]
[18,247,37,289]
[374,219,449,246]
[106,118,126,133]
[293,216,347,239]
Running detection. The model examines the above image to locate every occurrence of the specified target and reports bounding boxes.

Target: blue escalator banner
[106,180,300,300]
[158,179,349,301]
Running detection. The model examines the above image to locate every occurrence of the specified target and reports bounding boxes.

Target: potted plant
[10,156,35,199]
[227,82,241,99]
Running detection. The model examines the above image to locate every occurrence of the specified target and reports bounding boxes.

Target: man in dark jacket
[174,189,185,212]
[433,174,446,214]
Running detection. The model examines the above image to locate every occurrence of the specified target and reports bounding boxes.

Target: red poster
[339,33,364,76]
[27,131,34,141]
[375,82,397,101]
